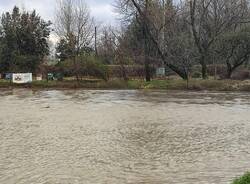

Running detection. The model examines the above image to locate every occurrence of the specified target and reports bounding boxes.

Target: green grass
[233,173,250,184]
[1,78,250,91]
[0,79,11,88]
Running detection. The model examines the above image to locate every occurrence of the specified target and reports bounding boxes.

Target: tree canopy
[0,6,51,73]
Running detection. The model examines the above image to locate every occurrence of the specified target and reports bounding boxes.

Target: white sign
[156,68,165,76]
[36,74,43,81]
[13,73,32,84]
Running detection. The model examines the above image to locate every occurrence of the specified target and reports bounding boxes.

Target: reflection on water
[0,89,250,184]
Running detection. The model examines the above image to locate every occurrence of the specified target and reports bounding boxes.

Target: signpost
[12,73,32,84]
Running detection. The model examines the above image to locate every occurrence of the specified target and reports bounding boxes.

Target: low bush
[108,65,156,79]
[192,71,202,78]
[231,70,250,80]
[59,55,109,81]
[82,56,109,81]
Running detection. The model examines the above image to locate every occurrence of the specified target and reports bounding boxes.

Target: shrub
[239,84,250,91]
[192,71,202,78]
[82,56,109,81]
[231,70,250,80]
[232,173,250,184]
[108,65,156,79]
[59,55,109,81]
[13,55,40,73]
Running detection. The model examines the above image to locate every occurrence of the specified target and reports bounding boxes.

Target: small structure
[47,73,55,81]
[36,74,43,81]
[12,73,32,84]
[156,67,165,77]
[47,73,64,81]
[5,73,13,80]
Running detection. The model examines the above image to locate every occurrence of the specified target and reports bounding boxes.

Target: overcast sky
[0,0,117,25]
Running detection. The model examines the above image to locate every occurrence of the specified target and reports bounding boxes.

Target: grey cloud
[0,0,116,24]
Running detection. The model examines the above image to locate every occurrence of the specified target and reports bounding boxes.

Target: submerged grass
[1,78,250,91]
[232,173,250,184]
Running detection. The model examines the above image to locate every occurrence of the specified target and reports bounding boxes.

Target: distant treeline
[1,0,250,82]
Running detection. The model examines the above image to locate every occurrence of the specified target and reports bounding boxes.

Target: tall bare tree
[98,26,117,64]
[189,0,250,79]
[55,0,95,81]
[116,0,195,80]
[216,28,250,78]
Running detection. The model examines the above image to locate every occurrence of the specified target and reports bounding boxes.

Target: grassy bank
[232,173,250,184]
[1,79,250,91]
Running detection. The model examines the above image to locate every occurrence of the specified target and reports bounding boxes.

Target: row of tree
[0,0,106,81]
[1,0,250,82]
[114,0,250,81]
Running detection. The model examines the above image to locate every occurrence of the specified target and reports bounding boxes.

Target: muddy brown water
[0,89,250,184]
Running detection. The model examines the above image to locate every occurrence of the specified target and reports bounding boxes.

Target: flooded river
[0,89,250,184]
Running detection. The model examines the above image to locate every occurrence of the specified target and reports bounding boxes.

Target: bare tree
[55,0,95,81]
[116,0,250,81]
[114,32,130,81]
[189,0,250,79]
[98,26,117,64]
[115,0,195,80]
[115,0,154,81]
[216,28,250,78]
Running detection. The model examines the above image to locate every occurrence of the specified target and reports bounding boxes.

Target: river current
[0,89,250,184]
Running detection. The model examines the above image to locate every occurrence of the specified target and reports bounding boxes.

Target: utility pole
[162,0,173,76]
[161,0,167,76]
[213,52,217,80]
[144,0,151,82]
[95,26,97,56]
[161,0,165,52]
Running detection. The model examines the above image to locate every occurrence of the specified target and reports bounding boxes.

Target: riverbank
[1,79,250,91]
[232,173,250,184]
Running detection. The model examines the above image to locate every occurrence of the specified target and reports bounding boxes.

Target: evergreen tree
[0,6,51,73]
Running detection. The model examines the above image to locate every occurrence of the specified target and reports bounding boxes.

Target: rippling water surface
[0,89,250,184]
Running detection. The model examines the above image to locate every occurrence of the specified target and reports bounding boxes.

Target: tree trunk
[200,56,208,79]
[143,29,151,81]
[226,63,233,79]
[143,1,151,82]
[145,58,151,82]
[73,56,80,83]
[186,77,189,89]
[167,63,188,80]
[226,56,248,79]
[75,73,80,82]
[131,0,189,81]
[227,70,232,79]
[121,65,128,81]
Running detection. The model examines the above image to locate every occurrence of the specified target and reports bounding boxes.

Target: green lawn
[1,78,250,91]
